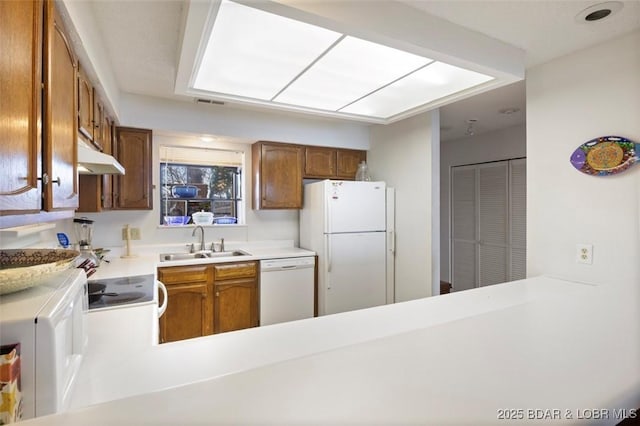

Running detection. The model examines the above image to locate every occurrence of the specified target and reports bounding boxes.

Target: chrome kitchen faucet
[192,226,205,251]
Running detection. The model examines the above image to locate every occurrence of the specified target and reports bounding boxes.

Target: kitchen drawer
[158,265,210,284]
[213,262,257,280]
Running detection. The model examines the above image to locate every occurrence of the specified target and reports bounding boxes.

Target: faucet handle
[210,242,216,252]
[186,243,195,253]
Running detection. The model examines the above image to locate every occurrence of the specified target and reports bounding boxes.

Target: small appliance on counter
[73,217,102,268]
[73,217,94,250]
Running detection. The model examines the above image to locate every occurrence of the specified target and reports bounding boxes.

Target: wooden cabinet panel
[77,103,114,213]
[100,118,114,210]
[213,260,259,334]
[160,264,209,284]
[0,0,43,214]
[158,265,212,344]
[161,282,210,343]
[302,147,366,180]
[77,65,93,143]
[43,1,78,210]
[336,149,366,179]
[113,127,152,210]
[214,278,258,334]
[304,146,336,178]
[252,142,303,209]
[213,262,257,280]
[92,91,104,150]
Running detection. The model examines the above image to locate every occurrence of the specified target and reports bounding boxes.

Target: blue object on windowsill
[164,216,191,226]
[57,233,70,248]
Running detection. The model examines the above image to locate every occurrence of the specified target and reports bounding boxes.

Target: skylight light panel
[341,62,493,119]
[193,0,341,100]
[274,36,432,111]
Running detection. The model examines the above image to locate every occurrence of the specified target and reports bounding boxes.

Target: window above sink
[159,145,244,226]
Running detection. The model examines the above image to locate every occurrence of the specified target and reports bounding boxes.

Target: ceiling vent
[195,98,225,105]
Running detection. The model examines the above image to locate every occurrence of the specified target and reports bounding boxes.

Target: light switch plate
[576,244,593,264]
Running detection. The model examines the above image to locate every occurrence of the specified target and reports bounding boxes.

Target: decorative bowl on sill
[214,216,237,225]
[171,185,199,198]
[164,216,191,226]
[0,249,80,295]
[191,211,214,225]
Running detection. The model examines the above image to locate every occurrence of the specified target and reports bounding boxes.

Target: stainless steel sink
[159,250,249,262]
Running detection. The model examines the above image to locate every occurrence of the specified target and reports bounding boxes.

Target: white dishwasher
[260,257,315,326]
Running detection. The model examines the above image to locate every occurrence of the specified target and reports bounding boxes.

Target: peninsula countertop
[22,274,640,425]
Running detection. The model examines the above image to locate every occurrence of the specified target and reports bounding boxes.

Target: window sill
[157,224,247,229]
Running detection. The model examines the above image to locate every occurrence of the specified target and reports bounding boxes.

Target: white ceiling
[87,0,640,141]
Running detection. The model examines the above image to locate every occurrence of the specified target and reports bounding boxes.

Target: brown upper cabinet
[0,0,44,214]
[92,91,105,150]
[77,65,94,145]
[113,127,153,210]
[79,124,151,213]
[252,141,304,209]
[304,146,336,178]
[43,0,79,211]
[100,118,114,210]
[304,147,366,180]
[251,141,367,210]
[336,149,367,179]
[0,0,79,218]
[78,63,110,152]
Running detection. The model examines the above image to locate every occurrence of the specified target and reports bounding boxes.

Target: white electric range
[87,274,156,311]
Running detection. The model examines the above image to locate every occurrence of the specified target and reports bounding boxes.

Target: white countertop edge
[24,274,640,425]
[71,275,596,410]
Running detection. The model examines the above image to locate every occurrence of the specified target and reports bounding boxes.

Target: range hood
[77,141,125,175]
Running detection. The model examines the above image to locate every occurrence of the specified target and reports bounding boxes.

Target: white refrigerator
[300,180,395,316]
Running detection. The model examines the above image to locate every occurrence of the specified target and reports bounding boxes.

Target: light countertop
[23,275,640,425]
[89,240,315,280]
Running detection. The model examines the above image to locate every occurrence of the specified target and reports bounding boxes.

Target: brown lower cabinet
[158,261,258,343]
[213,262,259,334]
[157,264,213,344]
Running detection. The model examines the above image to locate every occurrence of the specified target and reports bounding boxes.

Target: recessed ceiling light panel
[274,36,433,111]
[193,0,341,100]
[190,0,498,122]
[341,62,493,119]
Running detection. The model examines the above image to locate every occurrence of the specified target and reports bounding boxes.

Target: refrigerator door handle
[326,234,332,276]
[326,195,332,234]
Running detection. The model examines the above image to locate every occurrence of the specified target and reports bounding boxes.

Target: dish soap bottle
[355,161,371,181]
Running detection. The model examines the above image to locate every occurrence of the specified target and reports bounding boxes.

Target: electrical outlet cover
[576,244,593,264]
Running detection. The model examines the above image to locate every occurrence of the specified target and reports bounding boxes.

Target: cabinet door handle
[38,174,60,186]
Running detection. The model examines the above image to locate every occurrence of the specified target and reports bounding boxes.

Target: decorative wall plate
[570,136,639,176]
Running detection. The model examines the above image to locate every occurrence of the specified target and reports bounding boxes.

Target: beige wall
[368,110,440,301]
[527,31,640,291]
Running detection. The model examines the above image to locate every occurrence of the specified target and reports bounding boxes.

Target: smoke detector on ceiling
[499,107,520,115]
[465,119,478,136]
[575,2,623,23]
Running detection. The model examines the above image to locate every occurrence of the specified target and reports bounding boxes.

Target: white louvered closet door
[451,166,477,292]
[510,159,527,280]
[450,159,526,291]
[478,162,509,286]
